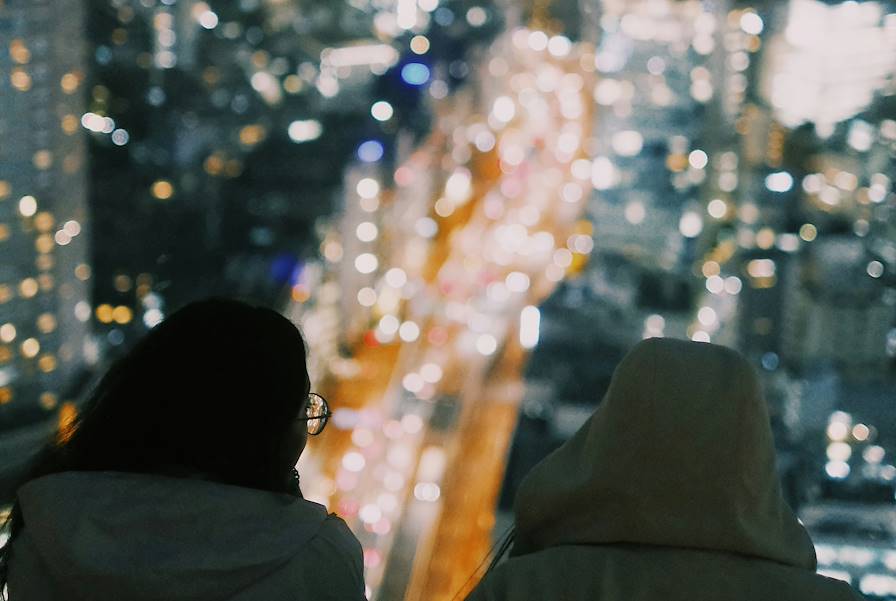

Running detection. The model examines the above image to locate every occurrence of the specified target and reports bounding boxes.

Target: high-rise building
[84,0,385,333]
[587,0,727,275]
[0,0,91,427]
[781,236,894,374]
[563,0,740,348]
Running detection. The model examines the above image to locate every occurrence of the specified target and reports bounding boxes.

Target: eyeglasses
[296,393,332,435]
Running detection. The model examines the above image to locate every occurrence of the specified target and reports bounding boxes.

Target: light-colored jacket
[8,471,365,600]
[467,337,864,601]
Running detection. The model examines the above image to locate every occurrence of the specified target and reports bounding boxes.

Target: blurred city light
[2,0,895,599]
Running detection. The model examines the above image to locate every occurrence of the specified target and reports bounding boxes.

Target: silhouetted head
[0,299,314,590]
[56,298,311,492]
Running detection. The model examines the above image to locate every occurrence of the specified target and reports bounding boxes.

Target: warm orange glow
[34,212,55,232]
[9,39,31,64]
[204,153,224,175]
[37,313,57,334]
[112,305,134,324]
[60,72,80,93]
[20,337,40,358]
[39,392,58,411]
[57,402,78,444]
[96,304,114,323]
[114,274,132,292]
[32,150,52,170]
[151,179,174,200]
[10,68,32,92]
[38,354,57,373]
[19,278,38,298]
[35,234,54,254]
[239,124,267,146]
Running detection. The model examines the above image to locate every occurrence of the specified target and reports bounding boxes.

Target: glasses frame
[296,392,333,436]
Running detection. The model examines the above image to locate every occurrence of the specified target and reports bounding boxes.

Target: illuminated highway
[289,28,596,601]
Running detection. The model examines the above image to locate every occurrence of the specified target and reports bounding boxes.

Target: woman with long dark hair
[0,298,364,600]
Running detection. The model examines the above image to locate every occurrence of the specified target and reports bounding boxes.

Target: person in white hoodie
[466,337,865,601]
[0,298,365,601]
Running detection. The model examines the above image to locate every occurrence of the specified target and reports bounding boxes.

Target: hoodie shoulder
[466,545,866,601]
[312,514,364,575]
[244,514,365,601]
[12,472,356,601]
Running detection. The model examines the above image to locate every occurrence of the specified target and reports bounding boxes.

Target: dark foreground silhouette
[466,337,864,601]
[1,298,365,600]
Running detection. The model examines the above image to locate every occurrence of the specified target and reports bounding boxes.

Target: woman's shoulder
[309,513,363,560]
[273,512,365,598]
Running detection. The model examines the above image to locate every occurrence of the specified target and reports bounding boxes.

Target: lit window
[10,68,32,92]
[151,180,174,200]
[19,278,38,298]
[21,338,40,358]
[38,354,57,373]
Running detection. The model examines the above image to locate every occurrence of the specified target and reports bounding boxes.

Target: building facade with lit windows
[0,0,92,428]
[82,0,388,341]
[732,0,896,371]
[780,236,895,375]
[576,0,737,345]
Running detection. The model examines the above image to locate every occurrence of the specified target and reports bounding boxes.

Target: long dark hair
[0,298,309,590]
[451,526,516,600]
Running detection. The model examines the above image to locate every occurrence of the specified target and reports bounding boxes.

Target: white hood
[10,471,336,600]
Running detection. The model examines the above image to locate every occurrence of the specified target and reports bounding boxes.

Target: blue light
[270,253,298,284]
[401,63,430,86]
[289,262,305,287]
[433,7,454,26]
[358,140,384,163]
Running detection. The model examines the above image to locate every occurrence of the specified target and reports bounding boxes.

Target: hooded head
[511,337,816,570]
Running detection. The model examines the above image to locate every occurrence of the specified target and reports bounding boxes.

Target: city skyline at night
[1,0,895,599]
